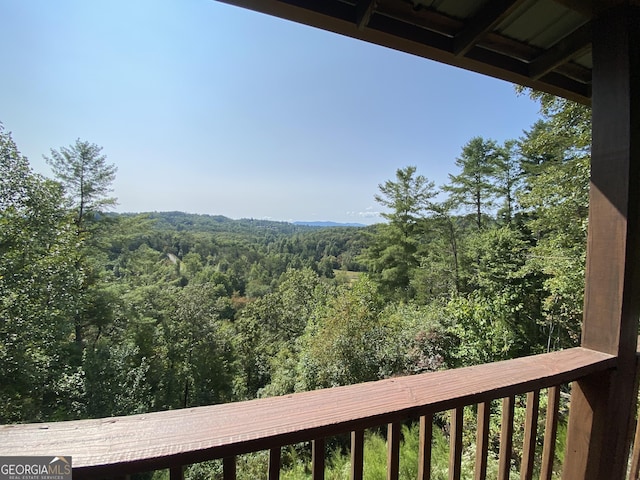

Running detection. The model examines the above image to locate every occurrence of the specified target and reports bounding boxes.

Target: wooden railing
[0,348,621,479]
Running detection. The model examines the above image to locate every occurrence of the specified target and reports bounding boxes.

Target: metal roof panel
[498,0,587,47]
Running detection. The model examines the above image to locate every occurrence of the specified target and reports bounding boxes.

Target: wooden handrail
[0,347,616,478]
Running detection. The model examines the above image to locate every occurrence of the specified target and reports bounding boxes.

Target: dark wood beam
[356,0,376,30]
[453,0,525,57]
[529,21,592,80]
[556,61,591,84]
[563,5,640,479]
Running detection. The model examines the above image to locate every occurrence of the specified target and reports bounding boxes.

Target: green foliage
[518,93,590,350]
[45,138,117,228]
[234,268,331,398]
[166,282,237,407]
[375,166,437,229]
[362,166,437,300]
[83,340,151,417]
[297,279,454,389]
[446,293,519,366]
[0,125,80,422]
[493,140,522,223]
[298,276,387,388]
[444,137,499,229]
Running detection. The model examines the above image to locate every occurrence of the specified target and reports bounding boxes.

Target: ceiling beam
[529,22,592,80]
[356,0,376,30]
[453,0,525,57]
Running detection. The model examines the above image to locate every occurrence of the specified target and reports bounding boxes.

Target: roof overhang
[216,0,639,105]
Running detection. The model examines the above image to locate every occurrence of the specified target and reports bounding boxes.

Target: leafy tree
[517,89,591,162]
[468,227,545,352]
[518,91,591,350]
[519,156,589,350]
[298,276,386,389]
[446,292,521,366]
[45,139,117,228]
[83,340,151,417]
[518,120,564,175]
[0,125,80,422]
[233,268,329,399]
[168,283,236,408]
[44,140,118,348]
[414,200,469,298]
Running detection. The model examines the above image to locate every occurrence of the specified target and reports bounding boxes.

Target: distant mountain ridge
[112,212,368,236]
[293,221,366,228]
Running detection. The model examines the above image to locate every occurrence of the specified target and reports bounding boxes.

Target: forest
[0,90,590,479]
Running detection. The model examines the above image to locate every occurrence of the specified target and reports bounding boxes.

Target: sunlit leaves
[0,125,80,422]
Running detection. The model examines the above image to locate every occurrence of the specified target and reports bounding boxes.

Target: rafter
[453,0,525,57]
[356,0,376,30]
[529,22,592,80]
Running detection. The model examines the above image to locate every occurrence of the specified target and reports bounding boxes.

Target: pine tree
[45,139,117,229]
[362,166,437,300]
[444,137,498,229]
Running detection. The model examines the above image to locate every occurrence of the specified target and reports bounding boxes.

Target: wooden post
[474,402,490,480]
[449,408,463,480]
[169,466,184,480]
[351,429,365,480]
[520,390,539,480]
[387,422,401,480]
[498,396,514,480]
[418,414,433,480]
[223,457,236,480]
[563,5,640,480]
[269,447,281,480]
[312,438,325,480]
[540,386,560,480]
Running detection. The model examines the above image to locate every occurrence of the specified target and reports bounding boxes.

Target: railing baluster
[223,456,236,480]
[222,457,236,480]
[351,429,364,480]
[449,407,464,480]
[418,414,433,480]
[387,422,401,480]
[540,386,560,480]
[269,447,281,480]
[498,395,515,480]
[520,390,540,480]
[474,401,490,480]
[312,438,325,480]
[169,465,184,480]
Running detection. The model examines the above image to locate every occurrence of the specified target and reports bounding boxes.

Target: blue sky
[1,0,541,224]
